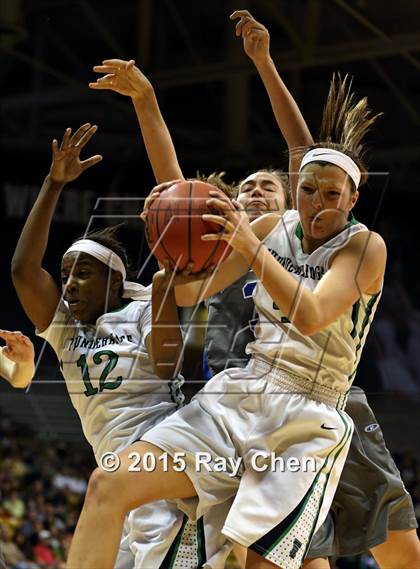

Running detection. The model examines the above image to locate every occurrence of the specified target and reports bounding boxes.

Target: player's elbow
[293,318,317,336]
[12,378,32,389]
[293,306,323,336]
[11,255,25,281]
[11,255,33,286]
[9,372,33,389]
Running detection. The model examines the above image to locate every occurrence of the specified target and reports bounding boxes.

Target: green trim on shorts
[301,410,353,561]
[196,517,206,567]
[260,412,353,559]
[161,515,206,569]
[161,514,189,569]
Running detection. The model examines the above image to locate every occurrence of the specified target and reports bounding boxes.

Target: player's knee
[372,530,420,569]
[84,467,126,513]
[398,549,420,569]
[245,549,279,568]
[386,553,420,569]
[302,557,330,569]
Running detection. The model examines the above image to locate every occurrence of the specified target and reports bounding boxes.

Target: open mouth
[67,300,84,310]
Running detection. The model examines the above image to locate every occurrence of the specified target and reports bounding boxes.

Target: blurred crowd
[0,417,94,569]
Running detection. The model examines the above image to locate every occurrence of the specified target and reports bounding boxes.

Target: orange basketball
[145,181,232,272]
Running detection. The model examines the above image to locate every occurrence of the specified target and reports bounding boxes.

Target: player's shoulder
[332,230,387,279]
[346,230,387,257]
[251,209,298,241]
[251,212,282,240]
[125,299,151,316]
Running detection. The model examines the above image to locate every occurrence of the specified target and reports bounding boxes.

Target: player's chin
[246,206,266,220]
[68,303,90,322]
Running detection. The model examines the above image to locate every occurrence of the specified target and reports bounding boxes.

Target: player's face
[236,172,287,220]
[297,163,359,242]
[61,252,120,324]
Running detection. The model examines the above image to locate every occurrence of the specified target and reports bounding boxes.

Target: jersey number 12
[76,350,122,397]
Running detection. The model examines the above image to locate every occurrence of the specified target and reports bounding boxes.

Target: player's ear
[111,271,123,296]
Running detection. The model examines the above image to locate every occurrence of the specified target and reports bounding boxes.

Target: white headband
[64,239,151,301]
[299,148,361,189]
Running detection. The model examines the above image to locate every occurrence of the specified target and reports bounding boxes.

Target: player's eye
[61,275,68,284]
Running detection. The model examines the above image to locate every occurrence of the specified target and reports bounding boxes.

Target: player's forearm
[254,57,313,150]
[0,350,34,388]
[12,175,64,279]
[175,250,250,307]
[151,277,183,379]
[132,89,184,183]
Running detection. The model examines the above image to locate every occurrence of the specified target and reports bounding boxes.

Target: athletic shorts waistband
[249,358,348,409]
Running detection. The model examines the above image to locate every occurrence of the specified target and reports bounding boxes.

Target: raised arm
[90,59,183,183]
[11,124,102,332]
[230,10,314,201]
[0,330,35,388]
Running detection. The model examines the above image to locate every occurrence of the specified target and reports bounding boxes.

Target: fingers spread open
[60,127,72,151]
[81,155,103,170]
[76,124,98,148]
[71,123,92,146]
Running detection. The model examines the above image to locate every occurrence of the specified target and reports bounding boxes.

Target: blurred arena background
[0,1,419,567]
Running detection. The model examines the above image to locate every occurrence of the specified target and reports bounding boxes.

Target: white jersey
[247,209,381,395]
[38,299,183,463]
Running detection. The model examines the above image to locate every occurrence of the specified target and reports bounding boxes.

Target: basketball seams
[145,181,230,272]
[155,196,178,268]
[187,182,193,265]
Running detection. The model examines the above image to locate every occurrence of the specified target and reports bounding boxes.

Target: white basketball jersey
[38,300,183,462]
[247,209,381,394]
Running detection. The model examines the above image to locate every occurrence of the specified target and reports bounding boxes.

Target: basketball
[145,180,232,272]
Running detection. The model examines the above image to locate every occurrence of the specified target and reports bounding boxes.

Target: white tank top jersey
[37,300,183,463]
[247,209,382,395]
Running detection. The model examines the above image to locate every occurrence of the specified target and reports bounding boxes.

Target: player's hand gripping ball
[145,181,232,272]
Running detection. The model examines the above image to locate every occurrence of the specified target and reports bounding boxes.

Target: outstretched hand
[0,330,35,365]
[230,10,271,64]
[90,59,153,99]
[49,123,102,184]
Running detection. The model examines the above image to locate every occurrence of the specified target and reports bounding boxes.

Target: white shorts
[114,494,232,569]
[114,500,182,569]
[143,360,353,569]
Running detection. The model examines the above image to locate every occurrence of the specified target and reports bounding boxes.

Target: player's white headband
[64,239,151,300]
[299,148,361,189]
